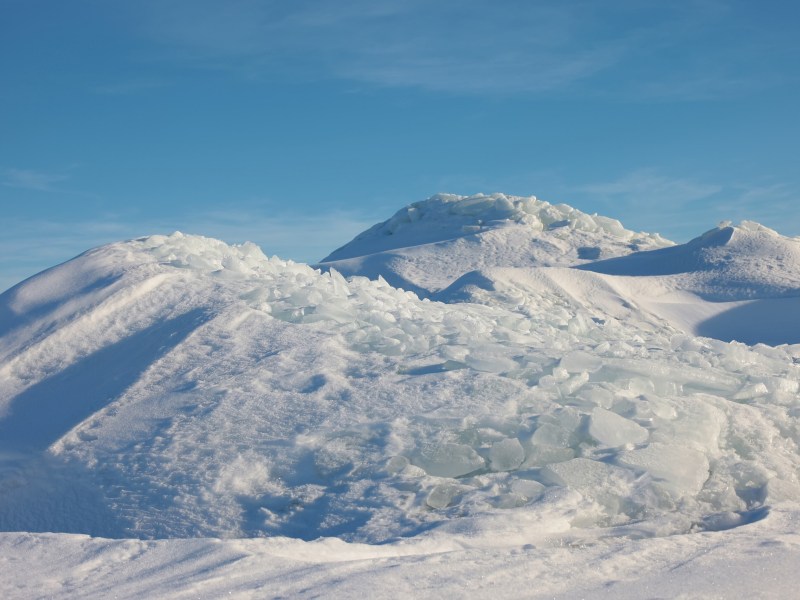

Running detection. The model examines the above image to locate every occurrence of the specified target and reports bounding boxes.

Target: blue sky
[2,0,799,291]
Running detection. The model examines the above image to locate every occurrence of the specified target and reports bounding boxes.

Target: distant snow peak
[323,193,671,263]
[580,218,800,301]
[320,192,673,295]
[395,193,649,238]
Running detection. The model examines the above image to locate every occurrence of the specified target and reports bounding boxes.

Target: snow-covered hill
[2,194,800,597]
[320,193,672,295]
[324,193,800,346]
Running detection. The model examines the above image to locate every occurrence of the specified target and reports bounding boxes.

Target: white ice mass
[2,192,800,598]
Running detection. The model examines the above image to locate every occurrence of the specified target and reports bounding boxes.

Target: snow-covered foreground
[3,505,800,599]
[2,193,800,597]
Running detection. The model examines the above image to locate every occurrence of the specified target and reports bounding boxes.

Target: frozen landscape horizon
[2,192,800,598]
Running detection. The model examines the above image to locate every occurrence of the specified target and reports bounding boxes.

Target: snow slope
[2,195,800,597]
[577,220,800,300]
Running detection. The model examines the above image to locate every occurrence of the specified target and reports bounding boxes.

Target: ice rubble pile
[249,243,800,532]
[3,211,800,542]
[126,235,800,535]
[320,193,677,299]
[323,193,671,261]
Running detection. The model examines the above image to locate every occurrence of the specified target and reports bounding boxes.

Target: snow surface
[2,193,800,597]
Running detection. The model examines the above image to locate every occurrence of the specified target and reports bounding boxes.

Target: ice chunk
[732,382,769,401]
[510,479,545,500]
[523,445,575,467]
[450,195,496,215]
[567,314,592,335]
[426,483,461,509]
[489,438,525,471]
[632,395,677,420]
[541,458,627,489]
[617,443,710,496]
[699,511,746,532]
[764,377,799,394]
[464,347,518,373]
[575,385,614,409]
[385,456,410,474]
[415,443,485,478]
[588,407,649,448]
[539,458,634,515]
[559,372,589,396]
[559,351,604,374]
[651,400,724,452]
[530,423,571,448]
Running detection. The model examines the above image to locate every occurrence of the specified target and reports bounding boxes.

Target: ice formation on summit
[320,193,672,294]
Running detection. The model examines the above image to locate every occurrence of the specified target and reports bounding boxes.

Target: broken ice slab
[414,443,486,478]
[426,482,463,509]
[588,407,649,448]
[616,443,710,497]
[489,438,525,471]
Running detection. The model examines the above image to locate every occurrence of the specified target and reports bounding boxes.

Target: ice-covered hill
[2,195,800,597]
[320,193,672,295]
[324,194,800,345]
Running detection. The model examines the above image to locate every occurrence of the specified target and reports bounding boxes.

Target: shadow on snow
[0,308,209,453]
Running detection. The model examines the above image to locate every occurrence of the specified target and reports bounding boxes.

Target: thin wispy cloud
[2,168,69,192]
[566,169,798,241]
[93,78,171,96]
[710,183,800,229]
[131,0,796,98]
[1,166,101,201]
[574,169,722,207]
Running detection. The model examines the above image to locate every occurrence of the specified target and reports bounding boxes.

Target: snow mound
[320,193,672,294]
[3,230,800,545]
[431,217,800,345]
[578,221,800,300]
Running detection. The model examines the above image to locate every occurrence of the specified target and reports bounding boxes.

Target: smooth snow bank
[2,504,799,599]
[579,221,800,300]
[320,193,672,294]
[2,231,800,546]
[436,262,800,346]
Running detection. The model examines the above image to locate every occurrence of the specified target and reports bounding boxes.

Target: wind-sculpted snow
[579,221,800,301]
[2,229,800,546]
